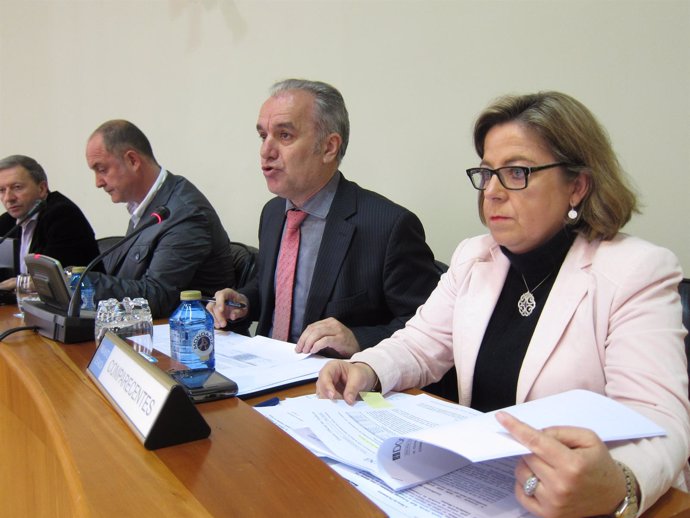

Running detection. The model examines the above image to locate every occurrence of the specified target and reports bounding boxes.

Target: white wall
[1,0,688,273]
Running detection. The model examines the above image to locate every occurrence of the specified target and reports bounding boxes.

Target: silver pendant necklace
[517,272,553,317]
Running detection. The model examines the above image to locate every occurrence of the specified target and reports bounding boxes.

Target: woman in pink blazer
[317,92,690,517]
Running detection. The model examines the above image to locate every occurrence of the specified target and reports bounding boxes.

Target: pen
[201,298,247,309]
[254,397,280,407]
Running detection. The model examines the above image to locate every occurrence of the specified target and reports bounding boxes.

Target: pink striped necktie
[272,209,308,342]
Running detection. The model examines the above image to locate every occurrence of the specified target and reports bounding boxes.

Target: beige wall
[1,0,688,273]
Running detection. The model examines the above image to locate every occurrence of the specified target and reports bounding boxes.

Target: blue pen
[201,298,247,309]
[254,397,280,407]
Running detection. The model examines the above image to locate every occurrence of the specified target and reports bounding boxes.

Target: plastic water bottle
[70,266,96,311]
[169,290,215,370]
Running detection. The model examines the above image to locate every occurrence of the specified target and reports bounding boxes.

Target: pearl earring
[568,206,578,220]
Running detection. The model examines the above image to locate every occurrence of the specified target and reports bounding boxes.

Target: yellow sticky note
[359,391,393,408]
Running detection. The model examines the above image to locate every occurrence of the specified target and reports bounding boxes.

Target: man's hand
[0,277,16,291]
[207,288,249,328]
[295,317,360,358]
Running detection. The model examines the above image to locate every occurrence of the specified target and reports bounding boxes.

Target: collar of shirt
[285,170,340,219]
[127,167,168,227]
[17,211,40,228]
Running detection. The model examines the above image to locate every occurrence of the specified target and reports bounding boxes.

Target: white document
[278,393,482,489]
[329,458,535,518]
[151,324,329,396]
[256,392,422,459]
[256,393,536,517]
[261,390,665,491]
[376,389,665,489]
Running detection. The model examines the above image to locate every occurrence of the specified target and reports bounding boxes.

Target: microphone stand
[22,206,170,343]
[0,227,20,246]
[68,208,170,318]
[0,199,46,246]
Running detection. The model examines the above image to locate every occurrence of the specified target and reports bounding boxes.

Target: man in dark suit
[211,79,440,358]
[85,120,236,317]
[0,155,100,289]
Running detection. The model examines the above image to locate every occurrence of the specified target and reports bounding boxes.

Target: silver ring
[523,474,539,497]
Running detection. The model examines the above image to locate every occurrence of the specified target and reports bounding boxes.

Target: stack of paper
[255,390,665,517]
[150,325,330,397]
[257,393,529,517]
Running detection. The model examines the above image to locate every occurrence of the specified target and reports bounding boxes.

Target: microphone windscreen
[150,206,170,222]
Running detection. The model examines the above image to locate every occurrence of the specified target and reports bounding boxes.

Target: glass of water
[95,297,154,361]
[15,273,39,318]
[128,298,154,358]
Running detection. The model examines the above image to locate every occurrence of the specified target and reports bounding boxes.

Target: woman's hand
[315,360,378,405]
[495,411,628,518]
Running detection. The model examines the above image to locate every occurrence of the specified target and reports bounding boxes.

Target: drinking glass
[15,273,39,318]
[95,297,155,361]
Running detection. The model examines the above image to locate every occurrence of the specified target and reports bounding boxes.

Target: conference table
[1,305,690,517]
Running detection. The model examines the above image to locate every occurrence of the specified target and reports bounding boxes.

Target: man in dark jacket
[0,155,100,289]
[210,79,441,358]
[85,120,236,317]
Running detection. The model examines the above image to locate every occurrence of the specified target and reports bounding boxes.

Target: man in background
[211,79,440,358]
[85,120,235,317]
[0,155,100,289]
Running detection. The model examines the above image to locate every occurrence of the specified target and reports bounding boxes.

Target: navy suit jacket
[242,174,440,350]
[90,173,235,317]
[0,190,99,275]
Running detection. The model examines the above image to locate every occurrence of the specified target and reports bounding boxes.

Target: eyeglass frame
[465,162,576,191]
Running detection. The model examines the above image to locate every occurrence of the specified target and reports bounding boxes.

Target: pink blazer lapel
[456,244,510,406]
[516,237,594,402]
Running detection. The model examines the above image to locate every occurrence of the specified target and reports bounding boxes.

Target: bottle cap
[72,266,87,273]
[180,290,202,301]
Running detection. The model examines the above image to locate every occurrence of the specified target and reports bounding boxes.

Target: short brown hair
[0,154,48,187]
[473,91,638,241]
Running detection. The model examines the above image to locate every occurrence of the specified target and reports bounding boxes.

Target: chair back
[434,260,449,274]
[680,279,690,376]
[230,242,258,289]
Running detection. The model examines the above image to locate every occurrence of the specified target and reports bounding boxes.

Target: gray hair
[270,79,350,165]
[0,154,48,186]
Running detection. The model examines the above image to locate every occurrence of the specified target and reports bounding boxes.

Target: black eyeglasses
[465,162,572,191]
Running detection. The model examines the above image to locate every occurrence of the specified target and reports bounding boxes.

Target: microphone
[0,199,47,245]
[67,206,171,318]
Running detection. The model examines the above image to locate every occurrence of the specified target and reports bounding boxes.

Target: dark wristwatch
[612,461,639,518]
